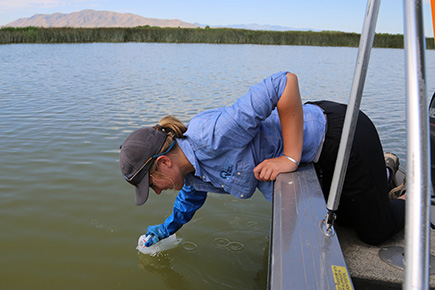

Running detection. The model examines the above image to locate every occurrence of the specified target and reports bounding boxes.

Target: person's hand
[145,224,168,247]
[253,156,299,182]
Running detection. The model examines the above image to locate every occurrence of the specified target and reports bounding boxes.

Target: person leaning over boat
[119,71,406,246]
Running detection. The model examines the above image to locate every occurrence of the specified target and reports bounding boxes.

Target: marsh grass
[1,26,433,49]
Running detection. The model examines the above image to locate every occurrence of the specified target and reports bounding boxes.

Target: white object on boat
[136,234,180,255]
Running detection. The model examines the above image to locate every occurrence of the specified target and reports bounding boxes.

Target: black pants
[311,101,405,245]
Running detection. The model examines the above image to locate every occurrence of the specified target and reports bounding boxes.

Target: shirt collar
[177,138,203,178]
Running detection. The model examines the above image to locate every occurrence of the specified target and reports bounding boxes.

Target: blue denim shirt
[160,72,326,236]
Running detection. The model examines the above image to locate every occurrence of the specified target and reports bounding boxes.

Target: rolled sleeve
[186,71,289,152]
[224,71,288,143]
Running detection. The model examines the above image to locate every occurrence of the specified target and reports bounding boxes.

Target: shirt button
[202,176,206,179]
[221,185,225,188]
[240,194,244,198]
[237,172,242,175]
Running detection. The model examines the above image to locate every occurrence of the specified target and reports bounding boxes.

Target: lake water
[1,43,435,289]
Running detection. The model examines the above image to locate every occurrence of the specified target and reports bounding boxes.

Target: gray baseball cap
[119,127,166,205]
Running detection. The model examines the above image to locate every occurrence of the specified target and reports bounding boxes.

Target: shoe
[388,176,406,200]
[385,152,400,191]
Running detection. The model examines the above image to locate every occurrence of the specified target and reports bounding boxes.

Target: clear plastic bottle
[136,234,179,255]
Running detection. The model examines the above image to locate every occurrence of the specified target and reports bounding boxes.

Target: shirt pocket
[230,161,257,198]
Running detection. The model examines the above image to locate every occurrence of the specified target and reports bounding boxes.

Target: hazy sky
[0,0,434,37]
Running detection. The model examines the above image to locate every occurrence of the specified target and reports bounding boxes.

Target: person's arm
[253,73,303,182]
[145,185,207,246]
[187,72,288,150]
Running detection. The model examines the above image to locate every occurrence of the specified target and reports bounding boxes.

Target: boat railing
[323,0,381,236]
[403,0,430,289]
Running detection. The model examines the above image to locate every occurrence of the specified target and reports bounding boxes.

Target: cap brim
[135,171,150,206]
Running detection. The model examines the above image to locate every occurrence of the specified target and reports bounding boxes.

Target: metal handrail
[403,0,430,289]
[323,0,381,232]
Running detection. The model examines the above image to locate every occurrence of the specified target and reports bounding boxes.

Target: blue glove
[144,185,207,247]
[145,224,168,247]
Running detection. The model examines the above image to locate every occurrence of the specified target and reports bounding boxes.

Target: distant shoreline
[1,26,434,49]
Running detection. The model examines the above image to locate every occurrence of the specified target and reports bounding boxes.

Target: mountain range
[3,9,309,32]
[4,10,199,28]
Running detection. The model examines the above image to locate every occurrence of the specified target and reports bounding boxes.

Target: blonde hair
[149,116,187,174]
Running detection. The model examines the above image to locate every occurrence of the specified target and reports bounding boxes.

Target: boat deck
[338,213,435,289]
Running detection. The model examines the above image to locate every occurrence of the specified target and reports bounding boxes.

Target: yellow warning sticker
[331,265,353,290]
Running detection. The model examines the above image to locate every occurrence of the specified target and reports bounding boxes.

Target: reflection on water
[0,43,434,289]
[138,252,193,290]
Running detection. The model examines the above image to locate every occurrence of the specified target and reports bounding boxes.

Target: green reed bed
[1,26,433,49]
